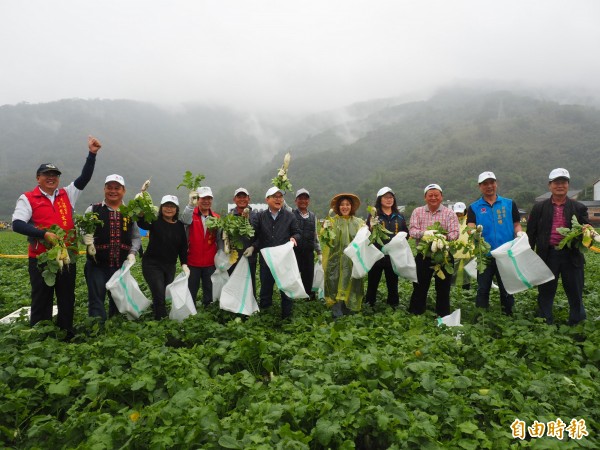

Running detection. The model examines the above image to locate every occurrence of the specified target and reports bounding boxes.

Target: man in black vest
[527,168,599,324]
[293,188,322,298]
[84,174,141,321]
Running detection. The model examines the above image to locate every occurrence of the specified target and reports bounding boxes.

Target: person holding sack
[84,174,142,321]
[244,186,300,320]
[137,195,189,320]
[365,187,408,308]
[466,171,523,315]
[321,193,365,318]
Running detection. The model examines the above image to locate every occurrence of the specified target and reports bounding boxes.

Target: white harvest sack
[211,250,233,302]
[167,272,197,322]
[464,258,478,280]
[219,256,259,315]
[260,242,309,299]
[437,309,462,327]
[464,258,499,289]
[491,234,555,294]
[105,260,151,320]
[312,261,325,299]
[381,231,418,283]
[343,226,385,279]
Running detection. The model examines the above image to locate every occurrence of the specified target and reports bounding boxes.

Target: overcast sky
[1,0,599,112]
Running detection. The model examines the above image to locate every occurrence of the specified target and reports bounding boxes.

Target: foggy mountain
[1,87,599,220]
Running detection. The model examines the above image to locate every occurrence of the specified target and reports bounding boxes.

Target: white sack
[381,231,418,283]
[167,272,197,322]
[260,242,309,299]
[343,226,385,279]
[219,256,259,316]
[105,259,151,320]
[491,234,555,294]
[312,261,325,299]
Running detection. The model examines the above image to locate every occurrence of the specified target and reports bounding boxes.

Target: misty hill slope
[262,89,600,215]
[0,99,311,216]
[1,89,599,219]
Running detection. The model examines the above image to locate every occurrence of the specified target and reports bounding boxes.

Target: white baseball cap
[265,186,284,197]
[295,188,310,198]
[105,174,125,186]
[197,186,213,198]
[478,171,496,184]
[453,202,466,213]
[234,187,249,196]
[424,183,442,194]
[160,195,179,206]
[377,186,394,197]
[548,168,570,182]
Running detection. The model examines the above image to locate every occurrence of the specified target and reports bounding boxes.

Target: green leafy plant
[455,224,491,274]
[36,225,78,286]
[74,212,104,260]
[119,179,157,222]
[271,152,292,192]
[206,214,255,263]
[366,206,393,246]
[176,171,206,191]
[319,209,337,248]
[416,222,454,279]
[557,215,596,251]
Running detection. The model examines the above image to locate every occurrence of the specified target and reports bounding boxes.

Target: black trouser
[537,248,585,325]
[409,253,451,317]
[228,256,257,299]
[188,265,215,307]
[142,257,176,320]
[259,253,292,318]
[294,247,315,297]
[366,255,399,307]
[475,259,514,315]
[28,257,76,334]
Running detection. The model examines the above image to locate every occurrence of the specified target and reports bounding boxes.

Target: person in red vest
[181,186,220,307]
[11,136,102,338]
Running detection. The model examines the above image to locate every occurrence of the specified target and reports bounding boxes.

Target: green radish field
[0,230,598,449]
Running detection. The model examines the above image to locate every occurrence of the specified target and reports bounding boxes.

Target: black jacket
[251,208,301,251]
[527,197,589,267]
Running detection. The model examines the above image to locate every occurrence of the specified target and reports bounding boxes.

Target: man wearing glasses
[245,187,300,319]
[11,136,102,339]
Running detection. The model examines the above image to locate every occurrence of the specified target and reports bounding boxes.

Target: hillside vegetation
[2,88,599,219]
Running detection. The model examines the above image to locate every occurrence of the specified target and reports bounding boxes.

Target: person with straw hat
[321,193,365,318]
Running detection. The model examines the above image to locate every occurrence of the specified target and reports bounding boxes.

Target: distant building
[594,178,600,201]
[535,189,581,202]
[581,201,600,226]
[226,203,268,212]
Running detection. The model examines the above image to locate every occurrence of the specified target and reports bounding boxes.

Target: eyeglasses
[40,172,60,178]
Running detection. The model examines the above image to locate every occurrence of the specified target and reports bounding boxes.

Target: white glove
[423,230,436,237]
[594,234,600,243]
[318,254,323,263]
[181,264,190,276]
[127,254,136,265]
[516,231,525,238]
[134,192,143,199]
[83,233,94,245]
[243,247,254,257]
[322,219,331,229]
[188,191,199,207]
